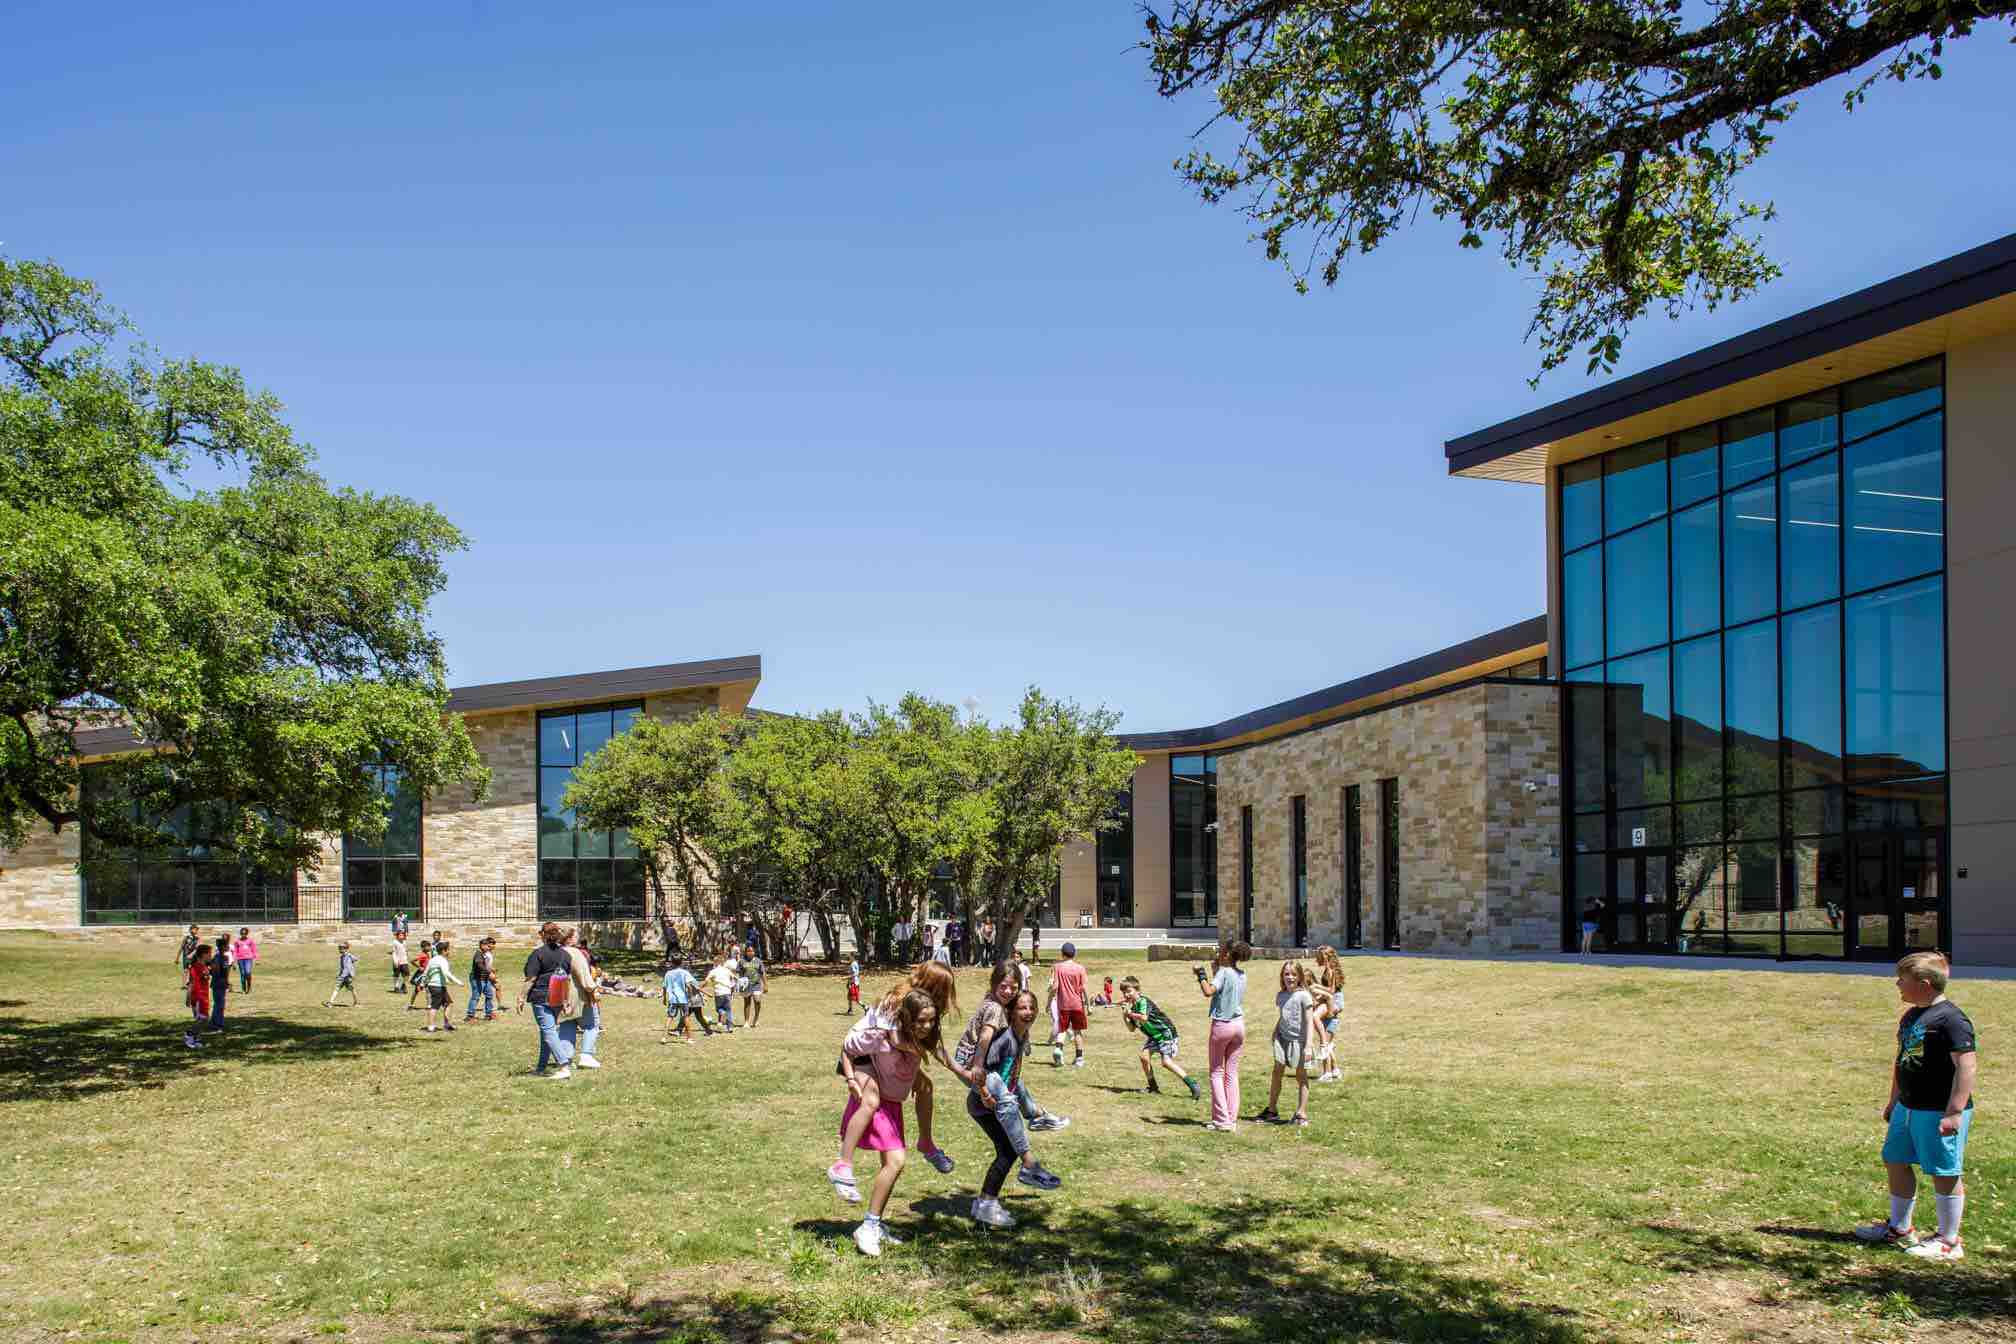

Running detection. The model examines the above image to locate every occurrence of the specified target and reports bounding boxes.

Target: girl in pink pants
[1197,939,1250,1131]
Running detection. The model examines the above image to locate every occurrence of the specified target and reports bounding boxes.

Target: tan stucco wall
[1058,837,1095,925]
[1946,327,2016,967]
[1129,756,1171,927]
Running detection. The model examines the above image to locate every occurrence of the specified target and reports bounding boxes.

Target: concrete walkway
[1336,947,2016,980]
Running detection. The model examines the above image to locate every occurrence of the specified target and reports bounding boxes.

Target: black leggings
[966,1092,1017,1197]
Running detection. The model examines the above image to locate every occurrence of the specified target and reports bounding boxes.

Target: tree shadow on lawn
[793,1193,1590,1343]
[1641,1222,2014,1325]
[466,1292,785,1344]
[0,1013,391,1103]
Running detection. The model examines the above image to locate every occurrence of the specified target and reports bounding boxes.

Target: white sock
[1889,1195,1916,1230]
[1934,1193,1963,1241]
[864,1212,882,1227]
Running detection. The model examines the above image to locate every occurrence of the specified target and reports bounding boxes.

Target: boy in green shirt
[1119,977,1201,1101]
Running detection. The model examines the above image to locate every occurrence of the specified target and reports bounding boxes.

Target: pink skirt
[839,1095,907,1152]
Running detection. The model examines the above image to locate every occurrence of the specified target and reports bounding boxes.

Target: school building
[2,232,2011,964]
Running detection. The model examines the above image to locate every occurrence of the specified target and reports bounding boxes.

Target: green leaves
[0,257,486,868]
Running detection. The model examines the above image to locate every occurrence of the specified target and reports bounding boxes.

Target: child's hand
[844,1072,866,1099]
[1882,1100,1895,1122]
[1939,1112,1962,1137]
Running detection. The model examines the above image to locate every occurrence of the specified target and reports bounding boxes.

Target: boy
[177,924,201,973]
[844,956,862,1015]
[407,940,432,1010]
[1047,942,1089,1068]
[420,939,463,1033]
[1854,952,1977,1261]
[464,937,498,1022]
[661,957,709,1042]
[324,942,359,1007]
[389,930,410,993]
[1119,976,1201,1100]
[705,951,737,1032]
[207,938,231,1033]
[740,944,766,1028]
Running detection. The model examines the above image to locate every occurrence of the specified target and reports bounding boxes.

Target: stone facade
[0,811,82,927]
[1217,682,1560,955]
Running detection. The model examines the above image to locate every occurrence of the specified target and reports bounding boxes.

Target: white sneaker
[577,1055,601,1069]
[1073,1056,1086,1068]
[1903,1236,1964,1262]
[971,1197,1016,1228]
[546,1067,572,1080]
[853,1220,884,1257]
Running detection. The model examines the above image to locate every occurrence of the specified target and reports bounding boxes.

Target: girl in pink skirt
[835,988,941,1256]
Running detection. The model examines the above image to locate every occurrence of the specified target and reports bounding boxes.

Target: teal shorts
[1881,1103,1971,1176]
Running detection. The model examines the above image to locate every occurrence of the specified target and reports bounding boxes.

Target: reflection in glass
[1724,482,1776,625]
[1605,440,1667,535]
[540,715,575,767]
[1672,634,1722,801]
[1563,545,1602,669]
[1785,787,1844,836]
[1670,428,1718,510]
[1615,805,1671,848]
[1562,459,1602,552]
[1605,520,1668,657]
[1569,682,1606,813]
[1846,413,1943,594]
[1170,755,1218,927]
[576,708,614,763]
[1677,800,1722,845]
[1724,620,1777,796]
[1674,846,1727,953]
[1847,577,1944,781]
[1785,841,1845,957]
[1843,358,1941,441]
[1671,500,1719,639]
[1722,409,1775,488]
[1573,811,1607,854]
[1607,649,1670,808]
[1780,452,1839,609]
[1778,389,1838,466]
[1781,604,1842,786]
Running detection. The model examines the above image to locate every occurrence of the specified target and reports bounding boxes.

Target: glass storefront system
[1560,357,1946,959]
[343,764,422,923]
[79,765,297,925]
[1095,790,1135,926]
[537,702,649,920]
[1170,754,1218,927]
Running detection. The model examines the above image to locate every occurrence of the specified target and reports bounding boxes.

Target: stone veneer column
[0,815,82,926]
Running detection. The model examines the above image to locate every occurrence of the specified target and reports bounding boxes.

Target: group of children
[659,944,768,1041]
[176,925,259,1046]
[357,929,503,1030]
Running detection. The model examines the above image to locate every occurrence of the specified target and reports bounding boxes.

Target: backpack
[546,970,571,1011]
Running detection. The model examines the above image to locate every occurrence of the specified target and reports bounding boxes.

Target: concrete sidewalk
[1337,947,2016,980]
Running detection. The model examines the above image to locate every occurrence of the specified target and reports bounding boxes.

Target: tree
[0,258,486,870]
[1142,0,2014,378]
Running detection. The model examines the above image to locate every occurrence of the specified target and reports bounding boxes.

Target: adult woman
[560,928,603,1069]
[1196,939,1249,1132]
[519,922,585,1080]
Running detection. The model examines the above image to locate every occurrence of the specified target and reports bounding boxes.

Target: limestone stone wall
[427,709,538,886]
[0,815,81,927]
[1483,682,1564,952]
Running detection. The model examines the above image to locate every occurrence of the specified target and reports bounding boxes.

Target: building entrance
[1847,831,1943,960]
[1606,849,1673,952]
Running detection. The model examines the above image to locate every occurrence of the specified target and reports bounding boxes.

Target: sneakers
[1904,1236,1963,1262]
[970,1197,1016,1228]
[1073,1055,1086,1069]
[921,1146,955,1174]
[545,1066,572,1080]
[853,1220,884,1257]
[827,1161,862,1203]
[1255,1107,1282,1124]
[421,1025,438,1033]
[1203,1120,1236,1132]
[443,1022,456,1032]
[1853,1220,1920,1246]
[1017,1162,1063,1191]
[1051,1044,1064,1067]
[1146,1079,1161,1094]
[1185,1075,1202,1102]
[1028,1113,1070,1132]
[1290,1113,1309,1127]
[577,1055,601,1069]
[184,1033,203,1049]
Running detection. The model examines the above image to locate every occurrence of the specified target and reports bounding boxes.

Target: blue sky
[9,2,2014,731]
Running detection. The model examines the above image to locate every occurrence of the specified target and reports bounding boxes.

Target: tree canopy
[0,258,486,870]
[1142,0,2013,378]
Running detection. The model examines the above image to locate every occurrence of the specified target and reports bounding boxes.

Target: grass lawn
[0,933,2009,1344]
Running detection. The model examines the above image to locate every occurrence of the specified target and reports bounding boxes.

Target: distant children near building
[323,942,359,1007]
[464,937,498,1021]
[390,931,411,993]
[845,958,862,1015]
[706,951,737,1032]
[1854,952,1978,1262]
[207,937,232,1033]
[1118,976,1199,1100]
[177,924,201,973]
[661,957,710,1042]
[420,939,463,1033]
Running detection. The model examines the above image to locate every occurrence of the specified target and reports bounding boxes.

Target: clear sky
[9,2,2013,732]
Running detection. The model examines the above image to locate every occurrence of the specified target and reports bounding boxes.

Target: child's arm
[1941,1051,1978,1136]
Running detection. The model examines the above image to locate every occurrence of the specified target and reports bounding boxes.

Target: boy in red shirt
[1047,943,1089,1068]
[185,945,212,1049]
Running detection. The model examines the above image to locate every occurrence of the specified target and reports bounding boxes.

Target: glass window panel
[539,767,576,858]
[393,858,422,892]
[1846,577,1944,781]
[1670,500,1719,639]
[1780,452,1840,609]
[1783,841,1845,957]
[1607,649,1670,809]
[1572,811,1607,855]
[1605,521,1669,657]
[1172,755,1206,776]
[1778,389,1838,467]
[576,709,614,762]
[1722,409,1775,488]
[576,827,611,859]
[1561,459,1602,553]
[1563,546,1603,669]
[1675,847,1727,950]
[1677,799,1724,846]
[1724,792,1779,847]
[1605,440,1668,535]
[1732,840,1782,920]
[612,705,641,739]
[384,769,422,857]
[613,825,638,860]
[577,859,612,906]
[1724,619,1778,797]
[539,713,576,767]
[1724,482,1777,625]
[1846,413,1943,594]
[1669,428,1719,510]
[1781,603,1843,787]
[539,858,575,890]
[1615,805,1671,849]
[1569,682,1606,813]
[1785,787,1843,837]
[344,859,382,893]
[1672,634,1722,801]
[1849,776,1947,831]
[1843,359,1942,442]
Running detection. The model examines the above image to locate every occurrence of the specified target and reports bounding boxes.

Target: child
[740,943,766,1028]
[705,951,737,1032]
[661,957,710,1042]
[1197,939,1249,1132]
[177,924,201,973]
[324,942,359,1007]
[390,930,410,993]
[232,927,257,993]
[965,988,1064,1228]
[845,957,862,1015]
[184,944,212,1048]
[1257,961,1315,1127]
[420,939,463,1033]
[463,937,498,1021]
[1047,942,1089,1068]
[828,963,963,1201]
[1092,974,1115,1007]
[836,988,939,1256]
[954,961,1071,1140]
[1310,945,1346,1084]
[407,941,432,1011]
[207,938,231,1034]
[1118,976,1201,1100]
[1854,952,1977,1261]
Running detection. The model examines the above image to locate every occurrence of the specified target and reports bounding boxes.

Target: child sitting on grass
[1118,976,1200,1100]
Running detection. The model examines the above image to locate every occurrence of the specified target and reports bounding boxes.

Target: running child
[389,930,410,993]
[420,939,463,1033]
[1853,952,1978,1261]
[739,943,766,1028]
[1118,976,1201,1100]
[185,944,213,1048]
[705,951,737,1032]
[828,963,962,1201]
[1256,961,1315,1127]
[965,988,1064,1228]
[954,961,1071,1140]
[323,942,359,1007]
[1047,942,1089,1068]
[407,940,432,1010]
[661,956,711,1042]
[835,987,940,1256]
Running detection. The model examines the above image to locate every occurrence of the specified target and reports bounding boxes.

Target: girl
[185,944,212,1048]
[1197,939,1248,1132]
[828,962,963,1199]
[1309,945,1346,1084]
[1257,961,1315,1127]
[207,937,232,1034]
[836,988,940,1256]
[232,928,257,993]
[420,939,463,1033]
[966,988,1062,1228]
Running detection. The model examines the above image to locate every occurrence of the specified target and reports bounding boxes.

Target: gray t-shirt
[1274,988,1313,1046]
[743,956,766,991]
[1209,967,1245,1021]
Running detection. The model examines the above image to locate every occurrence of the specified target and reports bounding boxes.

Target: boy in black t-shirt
[1853,951,1978,1262]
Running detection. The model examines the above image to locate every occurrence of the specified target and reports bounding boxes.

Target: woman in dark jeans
[518,922,581,1079]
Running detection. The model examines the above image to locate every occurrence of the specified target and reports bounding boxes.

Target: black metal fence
[295,884,564,925]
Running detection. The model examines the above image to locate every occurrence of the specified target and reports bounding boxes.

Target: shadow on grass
[787,1193,1589,1343]
[1641,1222,2014,1325]
[468,1293,783,1344]
[0,1013,392,1102]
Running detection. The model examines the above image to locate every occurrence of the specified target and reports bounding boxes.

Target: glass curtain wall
[79,765,297,925]
[537,703,648,920]
[1560,358,1945,958]
[1170,754,1218,927]
[343,764,422,923]
[1095,790,1135,926]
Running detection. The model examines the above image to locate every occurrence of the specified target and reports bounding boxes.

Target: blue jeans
[561,1001,601,1059]
[237,959,253,991]
[981,1073,1034,1157]
[529,1001,574,1072]
[466,980,496,1017]
[714,995,733,1028]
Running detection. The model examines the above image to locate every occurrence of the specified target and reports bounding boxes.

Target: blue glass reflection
[1607,648,1670,808]
[1724,620,1777,795]
[1605,521,1669,657]
[1723,482,1776,626]
[1670,429,1718,510]
[1562,459,1601,552]
[1847,413,1943,594]
[1844,359,1942,441]
[1564,545,1603,669]
[1671,500,1719,639]
[1778,390,1837,467]
[1847,577,1945,780]
[1722,409,1774,488]
[1780,451,1840,610]
[1672,634,1722,801]
[1781,603,1842,787]
[1605,441,1667,535]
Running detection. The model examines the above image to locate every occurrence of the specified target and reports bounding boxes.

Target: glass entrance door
[1606,850,1673,952]
[1848,832,1944,959]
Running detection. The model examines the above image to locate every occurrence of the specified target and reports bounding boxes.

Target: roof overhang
[1445,231,2016,484]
